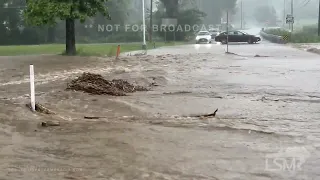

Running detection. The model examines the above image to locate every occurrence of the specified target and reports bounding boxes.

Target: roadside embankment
[260,28,287,44]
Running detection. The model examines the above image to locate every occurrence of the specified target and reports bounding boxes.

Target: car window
[234,31,243,35]
[238,31,247,35]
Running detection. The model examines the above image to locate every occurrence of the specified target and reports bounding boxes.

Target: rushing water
[1,29,320,179]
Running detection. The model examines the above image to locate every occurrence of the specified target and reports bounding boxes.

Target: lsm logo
[265,146,311,172]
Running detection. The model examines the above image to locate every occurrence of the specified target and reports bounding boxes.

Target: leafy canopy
[24,0,110,26]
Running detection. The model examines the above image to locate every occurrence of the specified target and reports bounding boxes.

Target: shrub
[264,28,290,36]
[290,32,320,43]
[302,24,318,34]
[264,27,320,43]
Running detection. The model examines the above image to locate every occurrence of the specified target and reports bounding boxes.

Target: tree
[153,0,206,41]
[160,0,179,18]
[24,0,110,55]
[159,0,237,25]
[199,0,237,24]
[253,5,278,26]
[95,0,129,26]
[0,0,24,44]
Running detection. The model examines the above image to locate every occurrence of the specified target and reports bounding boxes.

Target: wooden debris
[41,120,60,127]
[188,108,219,118]
[26,103,55,114]
[66,72,148,96]
[84,116,107,119]
[254,54,269,57]
[150,82,159,86]
[200,108,218,117]
[163,91,191,95]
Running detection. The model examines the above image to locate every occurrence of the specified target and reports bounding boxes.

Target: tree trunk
[65,18,76,55]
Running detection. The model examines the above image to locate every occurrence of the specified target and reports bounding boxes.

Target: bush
[153,8,206,41]
[264,28,290,37]
[302,24,317,34]
[264,27,320,43]
[290,32,320,43]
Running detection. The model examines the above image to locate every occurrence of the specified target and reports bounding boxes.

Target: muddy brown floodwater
[1,31,320,180]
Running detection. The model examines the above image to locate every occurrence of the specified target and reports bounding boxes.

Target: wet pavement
[1,28,320,179]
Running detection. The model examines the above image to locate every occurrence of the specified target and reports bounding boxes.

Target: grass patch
[0,41,186,56]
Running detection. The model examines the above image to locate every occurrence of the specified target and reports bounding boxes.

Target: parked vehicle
[195,31,212,44]
[214,30,261,44]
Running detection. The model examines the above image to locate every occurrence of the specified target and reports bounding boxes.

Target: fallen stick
[26,103,55,114]
[41,121,60,127]
[84,116,107,119]
[202,108,218,117]
[186,108,219,118]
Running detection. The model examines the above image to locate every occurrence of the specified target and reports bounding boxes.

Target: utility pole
[240,0,243,29]
[226,10,229,53]
[142,0,146,50]
[291,0,293,32]
[150,0,153,42]
[318,0,320,36]
[283,0,286,27]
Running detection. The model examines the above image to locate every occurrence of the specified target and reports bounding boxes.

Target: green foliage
[23,0,111,55]
[1,0,239,46]
[264,28,320,43]
[152,0,238,41]
[302,24,318,34]
[23,0,110,26]
[290,33,320,43]
[1,0,145,45]
[160,0,179,17]
[264,28,291,37]
[153,1,206,41]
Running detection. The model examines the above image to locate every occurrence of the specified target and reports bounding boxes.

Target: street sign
[286,14,294,24]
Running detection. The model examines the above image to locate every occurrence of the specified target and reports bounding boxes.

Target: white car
[195,31,212,44]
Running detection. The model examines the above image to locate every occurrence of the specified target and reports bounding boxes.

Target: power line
[301,0,311,7]
[287,0,311,8]
[296,0,312,8]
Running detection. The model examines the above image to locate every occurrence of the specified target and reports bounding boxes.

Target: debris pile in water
[66,72,148,96]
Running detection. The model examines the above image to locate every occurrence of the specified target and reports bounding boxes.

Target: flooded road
[1,28,320,179]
